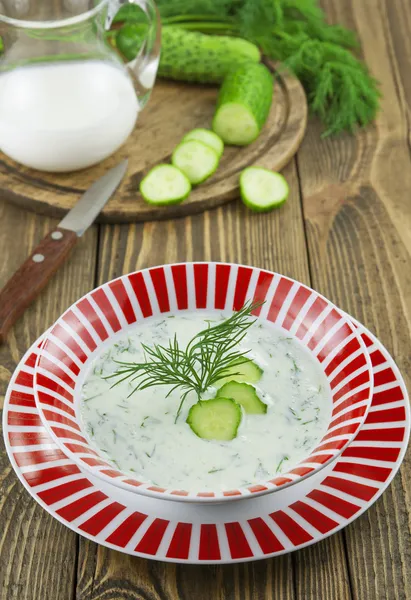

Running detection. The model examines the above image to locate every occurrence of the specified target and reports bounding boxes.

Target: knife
[0,160,128,344]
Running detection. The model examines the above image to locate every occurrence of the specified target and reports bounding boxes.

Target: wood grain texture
[297,1,411,599]
[0,68,307,223]
[0,200,98,597]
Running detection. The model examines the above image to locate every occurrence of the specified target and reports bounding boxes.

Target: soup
[80,312,331,491]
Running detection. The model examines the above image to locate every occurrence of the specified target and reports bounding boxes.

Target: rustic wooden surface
[0,66,307,223]
[0,0,410,598]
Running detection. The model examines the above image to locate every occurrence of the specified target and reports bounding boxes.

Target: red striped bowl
[33,263,374,502]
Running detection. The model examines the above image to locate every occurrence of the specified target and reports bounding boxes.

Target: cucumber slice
[140,164,191,206]
[240,168,289,212]
[212,63,274,146]
[186,397,242,441]
[172,140,219,185]
[182,129,224,158]
[215,358,263,389]
[217,381,267,414]
[213,103,259,146]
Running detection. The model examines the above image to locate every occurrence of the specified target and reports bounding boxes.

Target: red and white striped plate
[33,263,374,501]
[4,319,409,563]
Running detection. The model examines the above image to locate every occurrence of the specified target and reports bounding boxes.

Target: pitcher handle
[107,0,161,109]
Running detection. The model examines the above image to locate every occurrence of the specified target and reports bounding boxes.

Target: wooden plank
[76,544,295,600]
[0,200,98,599]
[96,163,310,281]
[292,536,352,600]
[297,0,411,598]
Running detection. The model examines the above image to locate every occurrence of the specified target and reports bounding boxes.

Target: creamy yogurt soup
[80,312,332,491]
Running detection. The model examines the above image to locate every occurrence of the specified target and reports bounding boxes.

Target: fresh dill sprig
[105,301,262,421]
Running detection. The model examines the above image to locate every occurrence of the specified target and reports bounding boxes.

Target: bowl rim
[33,261,374,503]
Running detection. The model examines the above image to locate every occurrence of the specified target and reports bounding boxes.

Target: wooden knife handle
[0,227,78,344]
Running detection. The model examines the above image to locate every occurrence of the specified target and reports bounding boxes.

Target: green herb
[276,455,289,472]
[140,416,149,428]
[289,407,301,420]
[302,419,315,425]
[83,393,102,403]
[96,410,107,425]
[145,445,156,458]
[287,353,301,373]
[208,467,224,473]
[107,301,262,421]
[115,0,379,135]
[112,429,117,443]
[254,459,271,479]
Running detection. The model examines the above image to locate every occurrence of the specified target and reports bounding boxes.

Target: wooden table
[1,0,410,598]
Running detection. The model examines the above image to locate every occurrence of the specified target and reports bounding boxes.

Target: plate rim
[3,317,409,564]
[32,262,375,501]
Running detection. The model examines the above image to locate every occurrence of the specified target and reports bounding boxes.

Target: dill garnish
[145,445,156,458]
[276,455,289,473]
[289,407,301,420]
[106,301,262,421]
[83,393,102,403]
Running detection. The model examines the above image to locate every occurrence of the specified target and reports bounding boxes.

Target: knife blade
[59,159,128,236]
[0,160,128,344]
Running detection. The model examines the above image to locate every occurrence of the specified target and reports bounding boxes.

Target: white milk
[0,61,139,172]
[80,313,332,492]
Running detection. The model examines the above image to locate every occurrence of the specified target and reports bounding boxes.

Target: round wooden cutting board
[0,64,307,223]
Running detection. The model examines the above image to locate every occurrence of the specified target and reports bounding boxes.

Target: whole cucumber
[158,27,261,84]
[212,63,274,145]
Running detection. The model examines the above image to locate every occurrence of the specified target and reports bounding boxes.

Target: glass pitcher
[0,0,161,172]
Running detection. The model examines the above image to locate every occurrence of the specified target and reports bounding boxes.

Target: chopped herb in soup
[80,306,331,491]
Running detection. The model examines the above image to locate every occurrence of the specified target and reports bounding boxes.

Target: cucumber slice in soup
[186,397,242,441]
[217,381,267,414]
[172,140,219,185]
[215,358,263,388]
[182,128,224,158]
[140,164,191,205]
[240,167,289,212]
